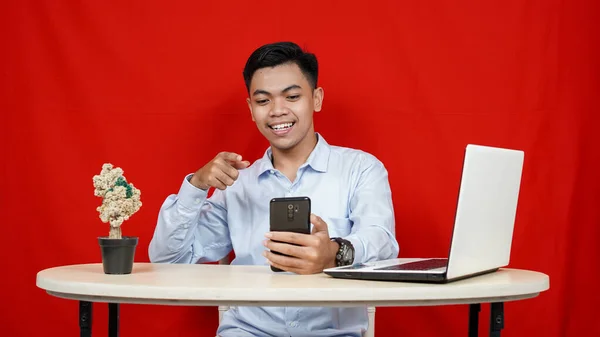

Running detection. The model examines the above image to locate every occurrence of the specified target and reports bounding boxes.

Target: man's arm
[343,153,399,264]
[148,174,232,264]
[148,151,250,264]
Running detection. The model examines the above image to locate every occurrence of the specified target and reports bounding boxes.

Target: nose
[270,97,288,117]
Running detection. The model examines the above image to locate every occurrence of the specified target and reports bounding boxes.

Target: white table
[36,262,549,337]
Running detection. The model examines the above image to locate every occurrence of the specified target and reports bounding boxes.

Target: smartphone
[269,196,311,272]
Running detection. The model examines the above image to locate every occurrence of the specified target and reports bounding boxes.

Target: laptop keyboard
[375,258,448,271]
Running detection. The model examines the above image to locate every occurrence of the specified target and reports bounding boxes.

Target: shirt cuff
[176,173,209,210]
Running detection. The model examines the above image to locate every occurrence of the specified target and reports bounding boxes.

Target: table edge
[46,290,542,307]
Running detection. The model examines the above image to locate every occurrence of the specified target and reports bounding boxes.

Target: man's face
[247,62,323,152]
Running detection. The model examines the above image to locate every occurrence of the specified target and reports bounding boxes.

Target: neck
[271,132,318,178]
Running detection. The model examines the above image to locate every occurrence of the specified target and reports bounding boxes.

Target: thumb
[310,214,328,235]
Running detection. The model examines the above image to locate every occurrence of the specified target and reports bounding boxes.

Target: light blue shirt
[149,133,399,337]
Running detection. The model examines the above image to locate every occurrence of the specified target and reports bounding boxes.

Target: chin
[270,138,299,151]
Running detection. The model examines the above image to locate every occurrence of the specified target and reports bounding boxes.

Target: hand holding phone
[264,197,339,274]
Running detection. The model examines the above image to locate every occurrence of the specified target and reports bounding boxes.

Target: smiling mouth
[269,122,295,131]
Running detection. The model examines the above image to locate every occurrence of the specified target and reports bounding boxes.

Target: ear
[246,97,255,122]
[313,87,324,112]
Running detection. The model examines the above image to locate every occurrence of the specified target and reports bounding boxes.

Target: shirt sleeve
[344,154,400,264]
[148,174,232,264]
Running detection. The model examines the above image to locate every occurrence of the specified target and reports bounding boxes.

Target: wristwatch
[331,237,355,267]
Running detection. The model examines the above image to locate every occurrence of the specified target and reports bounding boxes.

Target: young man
[149,41,399,337]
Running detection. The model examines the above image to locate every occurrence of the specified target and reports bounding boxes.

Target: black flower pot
[98,236,138,274]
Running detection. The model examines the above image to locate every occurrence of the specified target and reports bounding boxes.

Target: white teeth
[272,122,294,130]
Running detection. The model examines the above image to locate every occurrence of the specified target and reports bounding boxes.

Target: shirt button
[289,321,298,327]
[194,198,201,204]
[270,170,274,174]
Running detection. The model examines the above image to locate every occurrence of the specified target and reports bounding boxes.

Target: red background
[2,1,599,336]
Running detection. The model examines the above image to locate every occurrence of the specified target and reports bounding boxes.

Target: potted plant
[93,163,142,274]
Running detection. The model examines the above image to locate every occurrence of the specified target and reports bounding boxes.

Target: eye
[255,99,269,105]
[287,95,300,100]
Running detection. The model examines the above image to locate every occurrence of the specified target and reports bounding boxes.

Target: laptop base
[324,267,500,284]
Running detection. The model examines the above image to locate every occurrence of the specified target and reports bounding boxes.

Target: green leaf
[114,176,133,198]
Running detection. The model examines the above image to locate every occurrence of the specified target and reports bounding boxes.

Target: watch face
[343,249,353,263]
[337,243,351,265]
[342,249,349,260]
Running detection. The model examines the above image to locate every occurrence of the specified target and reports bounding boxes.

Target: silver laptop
[324,144,525,283]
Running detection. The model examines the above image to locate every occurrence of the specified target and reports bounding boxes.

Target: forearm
[148,195,202,263]
[345,224,399,264]
[148,174,231,264]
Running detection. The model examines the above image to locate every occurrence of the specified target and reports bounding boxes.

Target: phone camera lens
[288,204,293,210]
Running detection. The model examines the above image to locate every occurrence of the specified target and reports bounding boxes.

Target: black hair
[243,41,318,92]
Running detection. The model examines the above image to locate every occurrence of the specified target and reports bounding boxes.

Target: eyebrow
[252,85,302,97]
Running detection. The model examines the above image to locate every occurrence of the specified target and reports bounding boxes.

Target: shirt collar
[256,132,330,177]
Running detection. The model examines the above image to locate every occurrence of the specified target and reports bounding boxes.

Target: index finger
[217,152,242,162]
[266,231,316,247]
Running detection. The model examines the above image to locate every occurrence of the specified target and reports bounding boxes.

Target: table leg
[489,302,504,337]
[109,303,120,337]
[468,303,480,337]
[79,301,92,337]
